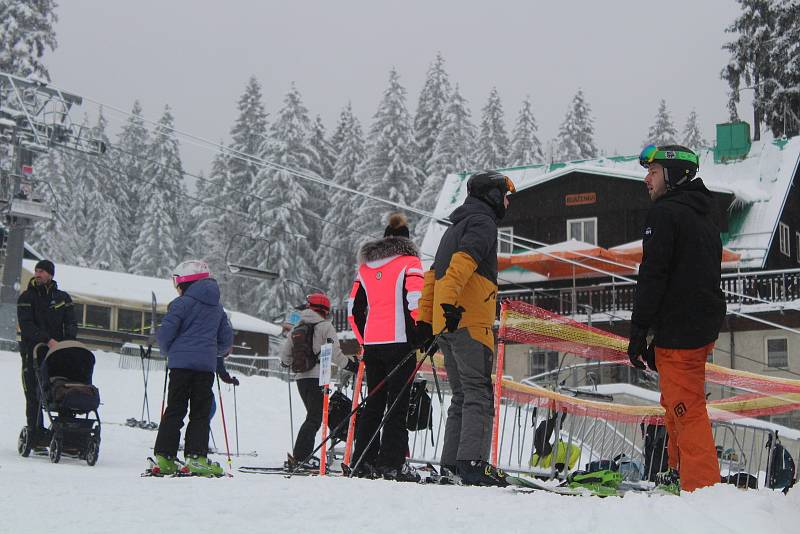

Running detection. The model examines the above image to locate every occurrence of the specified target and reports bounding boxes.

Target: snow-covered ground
[1,350,798,534]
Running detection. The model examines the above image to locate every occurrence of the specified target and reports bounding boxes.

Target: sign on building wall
[565,192,597,206]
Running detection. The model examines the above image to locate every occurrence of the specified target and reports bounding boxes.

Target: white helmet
[172,259,210,286]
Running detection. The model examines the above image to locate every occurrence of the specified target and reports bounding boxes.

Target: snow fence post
[344,357,365,466]
[318,341,333,475]
[491,301,508,467]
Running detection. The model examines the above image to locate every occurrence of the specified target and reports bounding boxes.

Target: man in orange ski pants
[628,145,726,492]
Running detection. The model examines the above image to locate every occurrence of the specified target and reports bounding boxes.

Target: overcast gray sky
[47,0,745,178]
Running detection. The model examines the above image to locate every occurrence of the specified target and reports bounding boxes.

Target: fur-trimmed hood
[358,236,419,264]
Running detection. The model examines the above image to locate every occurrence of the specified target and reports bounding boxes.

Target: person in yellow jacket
[417,170,515,487]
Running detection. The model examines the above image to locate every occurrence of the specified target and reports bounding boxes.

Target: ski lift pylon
[224,234,279,280]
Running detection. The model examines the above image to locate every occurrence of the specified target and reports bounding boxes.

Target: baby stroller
[17,341,102,465]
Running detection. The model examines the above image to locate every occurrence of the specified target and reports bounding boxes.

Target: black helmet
[639,144,699,189]
[467,170,516,218]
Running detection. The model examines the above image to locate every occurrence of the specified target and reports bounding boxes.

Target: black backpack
[290,322,318,373]
[406,380,433,432]
[767,434,797,493]
[328,389,358,442]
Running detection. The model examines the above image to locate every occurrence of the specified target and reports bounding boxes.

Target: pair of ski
[505,474,671,497]
[141,457,231,478]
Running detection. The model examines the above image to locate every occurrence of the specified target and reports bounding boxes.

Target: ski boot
[284,453,320,472]
[568,469,622,496]
[153,454,179,476]
[185,454,224,477]
[457,460,509,487]
[381,462,421,483]
[654,468,681,495]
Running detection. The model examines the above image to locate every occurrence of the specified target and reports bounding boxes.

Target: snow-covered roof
[421,135,800,270]
[21,260,281,336]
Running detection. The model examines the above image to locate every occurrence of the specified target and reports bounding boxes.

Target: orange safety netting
[494,300,800,419]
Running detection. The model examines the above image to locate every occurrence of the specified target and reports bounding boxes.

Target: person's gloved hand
[415,321,434,350]
[627,323,649,370]
[644,343,657,372]
[441,303,465,333]
[344,357,359,374]
[219,372,240,386]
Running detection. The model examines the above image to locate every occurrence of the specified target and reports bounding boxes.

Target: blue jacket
[157,278,234,372]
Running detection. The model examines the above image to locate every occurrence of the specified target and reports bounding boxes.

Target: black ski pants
[154,368,214,458]
[293,378,324,461]
[20,344,48,440]
[352,343,415,470]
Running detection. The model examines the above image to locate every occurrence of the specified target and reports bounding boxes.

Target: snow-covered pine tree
[644,99,678,146]
[29,148,84,263]
[415,85,476,240]
[414,52,451,178]
[556,89,597,161]
[0,0,58,80]
[509,95,544,166]
[219,77,270,309]
[766,0,800,137]
[304,114,334,244]
[682,109,708,150]
[130,106,185,278]
[475,87,510,170]
[247,83,318,318]
[111,100,150,269]
[352,68,424,241]
[721,0,778,139]
[318,104,366,306]
[87,108,125,271]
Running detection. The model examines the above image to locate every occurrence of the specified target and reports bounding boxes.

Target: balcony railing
[328,268,800,331]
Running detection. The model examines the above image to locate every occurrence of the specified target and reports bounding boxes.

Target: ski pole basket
[224,234,279,280]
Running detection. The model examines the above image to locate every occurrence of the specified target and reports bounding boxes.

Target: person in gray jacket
[280,293,354,468]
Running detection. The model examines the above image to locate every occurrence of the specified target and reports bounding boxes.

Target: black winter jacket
[17,278,78,354]
[631,178,726,349]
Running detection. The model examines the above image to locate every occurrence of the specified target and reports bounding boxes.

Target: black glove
[440,303,465,333]
[219,372,240,386]
[644,343,657,372]
[415,321,434,350]
[344,357,359,374]
[627,323,649,370]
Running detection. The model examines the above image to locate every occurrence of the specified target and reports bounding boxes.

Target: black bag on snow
[406,380,433,432]
[290,322,318,373]
[328,389,358,442]
[766,434,797,492]
[642,423,670,482]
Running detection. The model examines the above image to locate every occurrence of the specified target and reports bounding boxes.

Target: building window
[118,309,144,334]
[766,337,788,368]
[85,305,111,330]
[567,217,597,245]
[528,349,559,378]
[73,303,85,326]
[498,226,514,254]
[779,222,790,256]
[796,232,800,264]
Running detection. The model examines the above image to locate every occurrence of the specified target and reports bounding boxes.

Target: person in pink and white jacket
[347,212,425,481]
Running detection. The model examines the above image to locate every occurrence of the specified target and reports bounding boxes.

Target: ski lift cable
[79,96,800,331]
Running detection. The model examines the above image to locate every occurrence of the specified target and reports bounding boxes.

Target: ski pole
[343,358,365,465]
[233,384,240,457]
[215,375,233,475]
[349,348,432,477]
[291,337,440,474]
[159,357,169,420]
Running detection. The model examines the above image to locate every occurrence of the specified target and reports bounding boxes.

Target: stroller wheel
[86,437,100,466]
[18,427,32,457]
[49,435,62,464]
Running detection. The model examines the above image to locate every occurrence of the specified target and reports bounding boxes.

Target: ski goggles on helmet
[639,144,699,168]
[494,174,516,194]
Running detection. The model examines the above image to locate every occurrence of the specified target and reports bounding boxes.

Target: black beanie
[35,259,55,276]
[384,212,410,238]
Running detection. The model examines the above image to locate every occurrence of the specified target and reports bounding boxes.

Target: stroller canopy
[40,341,96,385]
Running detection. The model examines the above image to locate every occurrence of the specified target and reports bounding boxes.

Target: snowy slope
[0,350,798,534]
